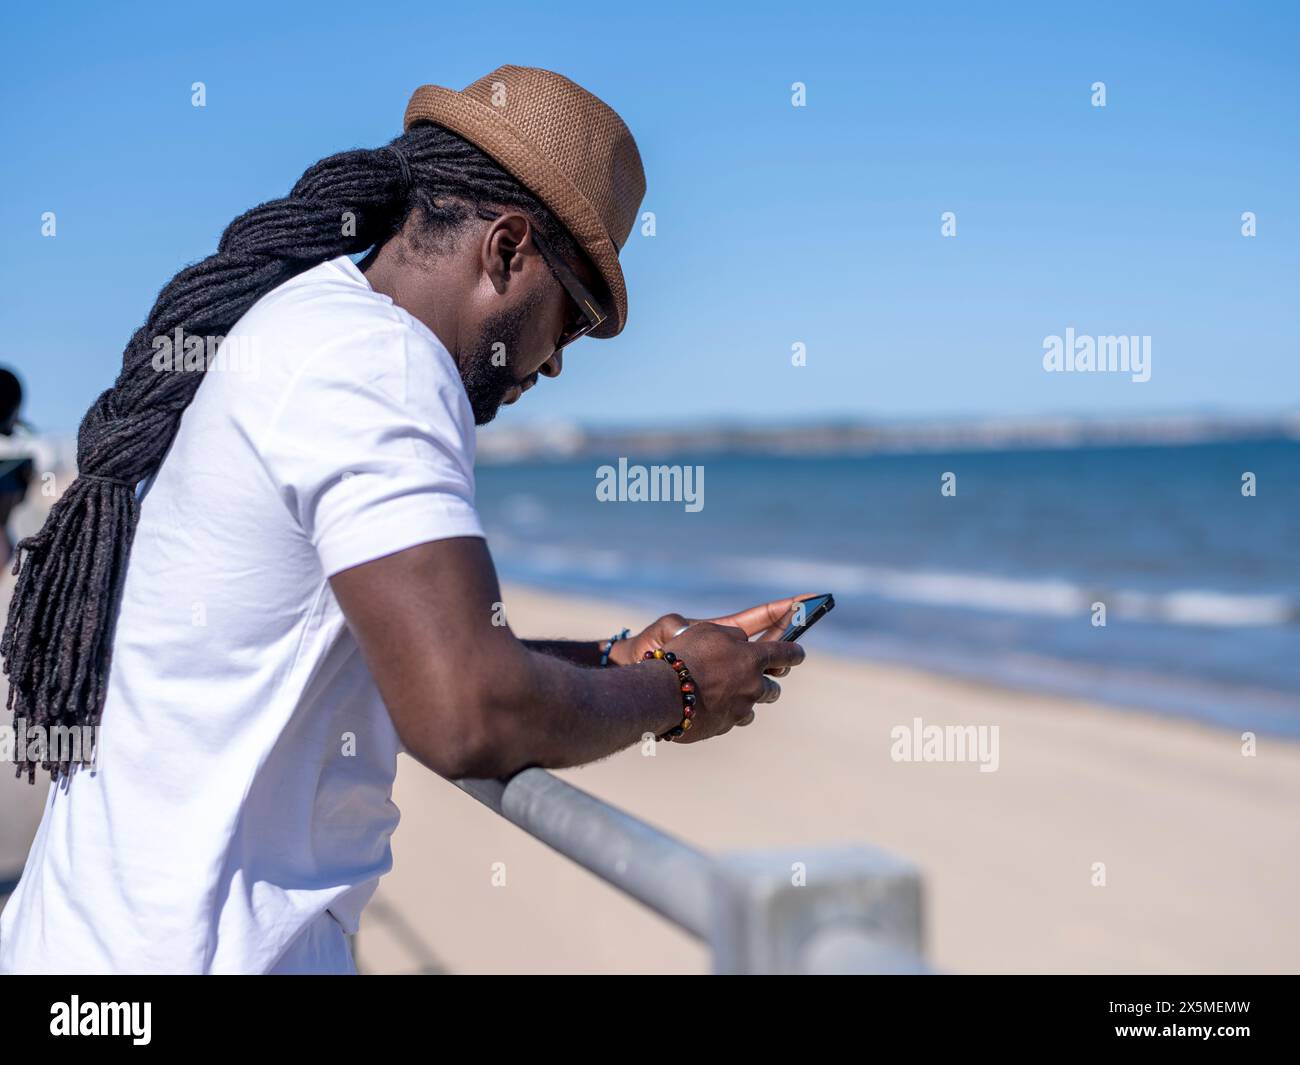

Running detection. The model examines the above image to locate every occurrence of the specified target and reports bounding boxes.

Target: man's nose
[538,351,563,379]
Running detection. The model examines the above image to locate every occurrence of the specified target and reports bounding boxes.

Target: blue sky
[2,0,1297,433]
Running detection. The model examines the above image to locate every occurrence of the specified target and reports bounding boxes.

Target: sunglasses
[475,208,608,350]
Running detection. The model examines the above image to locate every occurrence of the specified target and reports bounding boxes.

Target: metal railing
[454,767,929,974]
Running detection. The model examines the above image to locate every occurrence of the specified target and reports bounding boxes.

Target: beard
[460,291,545,426]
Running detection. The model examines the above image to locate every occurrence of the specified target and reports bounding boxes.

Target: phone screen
[779,593,835,642]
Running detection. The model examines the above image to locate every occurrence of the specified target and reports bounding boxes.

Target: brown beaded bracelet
[645,648,698,741]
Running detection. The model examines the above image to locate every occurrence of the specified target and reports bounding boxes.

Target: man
[0,66,805,974]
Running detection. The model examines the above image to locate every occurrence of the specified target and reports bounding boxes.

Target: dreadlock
[2,122,584,783]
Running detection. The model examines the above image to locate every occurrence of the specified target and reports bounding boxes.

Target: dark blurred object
[0,367,36,566]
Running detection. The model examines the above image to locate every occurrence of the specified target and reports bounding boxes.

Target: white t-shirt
[0,255,484,974]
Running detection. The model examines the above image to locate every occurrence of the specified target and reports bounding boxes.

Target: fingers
[656,613,691,640]
[753,605,800,642]
[753,639,807,672]
[707,594,819,638]
[668,621,746,644]
[735,678,779,731]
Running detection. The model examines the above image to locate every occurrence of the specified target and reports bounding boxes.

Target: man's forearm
[328,538,682,779]
[478,645,683,776]
[522,638,605,668]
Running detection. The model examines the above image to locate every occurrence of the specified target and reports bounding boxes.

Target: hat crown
[460,65,645,253]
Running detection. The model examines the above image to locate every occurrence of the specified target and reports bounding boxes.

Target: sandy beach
[4,575,1298,974]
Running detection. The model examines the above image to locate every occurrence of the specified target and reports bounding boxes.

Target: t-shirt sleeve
[258,323,485,577]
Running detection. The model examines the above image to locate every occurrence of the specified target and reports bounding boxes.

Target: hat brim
[404,86,627,339]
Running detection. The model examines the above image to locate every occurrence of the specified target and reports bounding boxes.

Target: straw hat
[404,65,646,338]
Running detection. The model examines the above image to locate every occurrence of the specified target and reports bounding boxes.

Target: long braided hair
[3,122,582,783]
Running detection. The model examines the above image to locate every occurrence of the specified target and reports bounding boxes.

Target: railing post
[707,845,928,974]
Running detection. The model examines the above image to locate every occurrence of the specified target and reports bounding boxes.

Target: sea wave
[715,556,1297,627]
[487,531,1296,629]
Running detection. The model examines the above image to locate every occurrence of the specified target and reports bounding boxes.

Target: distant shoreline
[476,412,1300,463]
[22,413,1300,467]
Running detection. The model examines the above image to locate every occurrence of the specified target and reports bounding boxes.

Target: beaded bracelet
[600,628,631,667]
[644,648,698,741]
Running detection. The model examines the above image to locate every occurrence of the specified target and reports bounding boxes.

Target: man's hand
[609,594,815,670]
[607,594,815,739]
[653,620,805,741]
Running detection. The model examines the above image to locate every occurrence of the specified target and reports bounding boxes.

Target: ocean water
[475,438,1300,737]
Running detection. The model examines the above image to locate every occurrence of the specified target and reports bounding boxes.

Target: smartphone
[779,593,835,642]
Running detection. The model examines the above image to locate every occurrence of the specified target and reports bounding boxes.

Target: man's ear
[480,212,533,294]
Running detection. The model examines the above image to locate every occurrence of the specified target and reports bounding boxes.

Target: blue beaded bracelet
[599,628,631,667]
